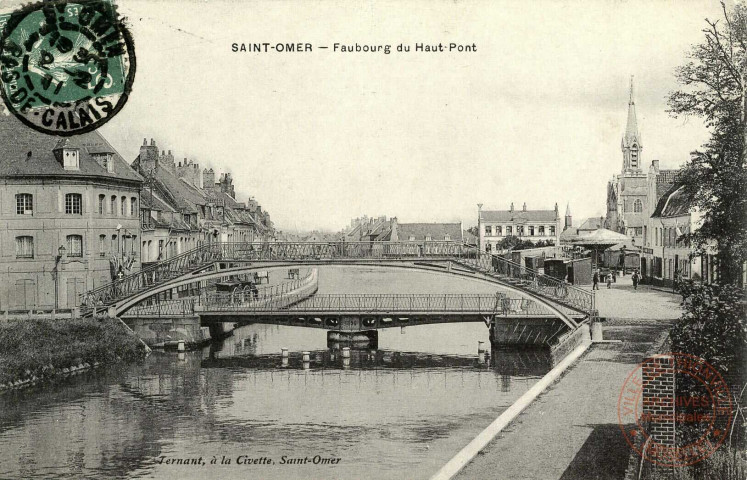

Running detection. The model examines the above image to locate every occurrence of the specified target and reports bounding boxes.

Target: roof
[480,209,558,223]
[141,190,176,213]
[142,160,205,213]
[0,114,142,183]
[656,169,679,200]
[577,217,605,232]
[651,184,693,218]
[571,228,630,246]
[559,227,580,241]
[395,222,462,241]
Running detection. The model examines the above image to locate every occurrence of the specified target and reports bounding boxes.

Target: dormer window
[53,139,80,170]
[63,149,80,170]
[93,153,115,172]
[62,149,80,169]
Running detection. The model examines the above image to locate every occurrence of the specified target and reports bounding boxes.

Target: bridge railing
[198,293,550,317]
[121,298,197,318]
[79,241,478,309]
[453,252,594,315]
[124,269,318,317]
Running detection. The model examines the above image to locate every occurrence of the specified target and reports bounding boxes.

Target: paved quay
[453,281,681,480]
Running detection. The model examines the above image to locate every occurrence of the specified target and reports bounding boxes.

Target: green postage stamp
[0,0,135,136]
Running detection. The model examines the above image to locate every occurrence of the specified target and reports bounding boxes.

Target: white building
[478,203,561,252]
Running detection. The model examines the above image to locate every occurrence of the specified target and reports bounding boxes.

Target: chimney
[138,137,159,174]
[510,202,514,212]
[652,159,660,173]
[522,202,527,212]
[203,168,215,190]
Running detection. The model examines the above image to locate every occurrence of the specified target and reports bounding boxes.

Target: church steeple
[621,76,642,172]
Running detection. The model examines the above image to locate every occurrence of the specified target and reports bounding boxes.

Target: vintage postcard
[0,1,744,479]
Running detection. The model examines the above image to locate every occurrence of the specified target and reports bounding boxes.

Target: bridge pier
[327,330,378,349]
[123,315,214,349]
[490,317,568,347]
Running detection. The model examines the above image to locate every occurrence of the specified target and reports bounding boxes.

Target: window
[408,235,415,241]
[528,226,534,236]
[99,234,106,257]
[111,234,118,253]
[65,193,82,214]
[98,194,105,214]
[631,147,638,168]
[485,226,492,236]
[425,235,432,241]
[131,197,138,216]
[444,234,451,241]
[496,226,502,236]
[15,236,34,258]
[121,196,127,216]
[549,226,556,236]
[538,226,545,236]
[62,149,79,170]
[111,196,117,215]
[16,193,33,215]
[66,235,83,257]
[486,243,492,252]
[634,199,643,213]
[517,226,524,236]
[506,226,512,236]
[94,153,114,173]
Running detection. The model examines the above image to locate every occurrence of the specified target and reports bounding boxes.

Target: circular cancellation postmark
[0,0,135,136]
[617,353,733,467]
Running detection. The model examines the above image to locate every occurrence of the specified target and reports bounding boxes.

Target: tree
[466,226,478,237]
[667,2,747,285]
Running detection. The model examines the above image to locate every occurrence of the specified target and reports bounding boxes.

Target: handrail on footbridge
[81,241,594,318]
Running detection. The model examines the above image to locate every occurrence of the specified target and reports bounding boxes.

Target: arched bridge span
[83,242,594,327]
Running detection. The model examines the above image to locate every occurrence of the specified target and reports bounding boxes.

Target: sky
[94,0,725,232]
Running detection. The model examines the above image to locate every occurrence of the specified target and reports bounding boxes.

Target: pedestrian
[612,270,617,283]
[606,273,612,289]
[632,270,640,290]
[592,270,599,290]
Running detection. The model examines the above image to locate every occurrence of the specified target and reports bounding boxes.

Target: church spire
[621,75,642,172]
[622,76,641,149]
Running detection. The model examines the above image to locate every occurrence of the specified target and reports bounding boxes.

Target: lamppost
[53,245,67,311]
[477,203,483,251]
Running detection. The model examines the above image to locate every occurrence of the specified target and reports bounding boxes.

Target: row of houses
[131,138,273,267]
[0,115,274,312]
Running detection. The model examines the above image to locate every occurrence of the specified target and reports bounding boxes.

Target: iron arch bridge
[82,242,595,326]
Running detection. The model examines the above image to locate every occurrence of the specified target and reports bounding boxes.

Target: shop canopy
[570,228,630,247]
[607,239,640,252]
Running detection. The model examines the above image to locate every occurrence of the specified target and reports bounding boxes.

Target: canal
[0,267,553,479]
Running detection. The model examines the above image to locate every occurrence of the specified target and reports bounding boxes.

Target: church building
[605,78,678,247]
